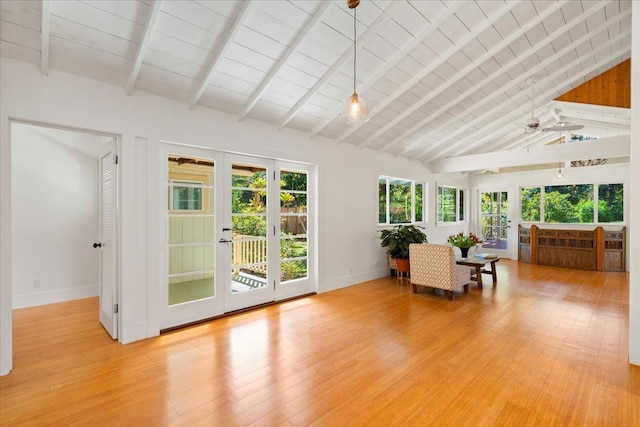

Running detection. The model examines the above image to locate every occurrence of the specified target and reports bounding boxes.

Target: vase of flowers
[447,232,482,258]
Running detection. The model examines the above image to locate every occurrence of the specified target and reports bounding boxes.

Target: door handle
[93,242,102,248]
[222,227,232,231]
[219,239,232,244]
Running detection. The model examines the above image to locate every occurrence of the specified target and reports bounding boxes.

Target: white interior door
[160,145,224,330]
[98,138,118,339]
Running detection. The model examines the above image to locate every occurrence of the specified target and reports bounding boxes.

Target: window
[520,183,624,224]
[378,176,425,225]
[437,186,466,223]
[170,181,202,211]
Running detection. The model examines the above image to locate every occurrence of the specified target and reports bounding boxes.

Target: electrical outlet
[33,279,41,289]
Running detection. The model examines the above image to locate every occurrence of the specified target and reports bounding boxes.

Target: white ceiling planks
[0,0,631,167]
[40,0,50,75]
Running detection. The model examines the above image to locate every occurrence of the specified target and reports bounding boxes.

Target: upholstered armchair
[409,243,470,300]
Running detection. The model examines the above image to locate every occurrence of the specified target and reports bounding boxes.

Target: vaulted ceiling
[0,0,632,166]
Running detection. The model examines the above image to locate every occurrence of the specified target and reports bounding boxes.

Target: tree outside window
[520,183,623,224]
[437,186,465,223]
[378,176,425,225]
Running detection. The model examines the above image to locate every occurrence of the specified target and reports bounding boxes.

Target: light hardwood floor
[1,260,639,426]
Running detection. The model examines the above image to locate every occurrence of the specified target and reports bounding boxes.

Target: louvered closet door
[99,138,118,339]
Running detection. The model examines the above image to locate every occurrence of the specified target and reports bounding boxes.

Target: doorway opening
[10,120,120,338]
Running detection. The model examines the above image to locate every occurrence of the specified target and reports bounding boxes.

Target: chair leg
[446,290,453,300]
[412,283,417,293]
[464,284,469,293]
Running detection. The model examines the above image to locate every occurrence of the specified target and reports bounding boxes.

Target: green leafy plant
[379,225,427,259]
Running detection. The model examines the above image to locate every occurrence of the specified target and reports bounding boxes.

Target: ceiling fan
[521,77,541,133]
[520,77,583,134]
[542,108,584,132]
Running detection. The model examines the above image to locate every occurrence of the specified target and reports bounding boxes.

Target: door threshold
[160,292,317,334]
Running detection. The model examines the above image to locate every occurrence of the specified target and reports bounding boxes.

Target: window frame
[377,175,426,226]
[437,185,467,225]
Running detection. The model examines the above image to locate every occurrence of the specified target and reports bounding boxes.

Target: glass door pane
[230,163,268,293]
[480,191,508,250]
[168,157,216,304]
[280,170,308,283]
[161,146,223,331]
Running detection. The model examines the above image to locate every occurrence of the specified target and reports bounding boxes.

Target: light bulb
[556,169,563,179]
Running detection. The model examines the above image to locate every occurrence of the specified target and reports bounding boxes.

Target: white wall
[11,124,99,308]
[0,57,446,374]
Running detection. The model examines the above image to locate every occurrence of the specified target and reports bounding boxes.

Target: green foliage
[379,225,427,259]
[544,184,593,223]
[598,183,623,222]
[281,260,307,282]
[438,187,457,222]
[389,180,412,224]
[521,187,541,221]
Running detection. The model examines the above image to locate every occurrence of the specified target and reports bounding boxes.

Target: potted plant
[447,232,482,258]
[379,225,428,272]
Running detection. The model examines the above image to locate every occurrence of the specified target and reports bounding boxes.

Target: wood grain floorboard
[1,260,638,426]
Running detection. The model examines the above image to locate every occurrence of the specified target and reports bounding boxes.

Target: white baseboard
[321,267,390,293]
[13,285,99,309]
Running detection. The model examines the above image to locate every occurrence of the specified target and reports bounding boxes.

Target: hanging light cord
[353,6,357,94]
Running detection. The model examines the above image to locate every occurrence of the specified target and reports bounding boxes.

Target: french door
[479,190,515,259]
[160,145,224,329]
[160,145,313,329]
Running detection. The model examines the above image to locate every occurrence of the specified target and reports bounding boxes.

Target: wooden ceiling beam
[395,0,610,159]
[414,7,631,163]
[308,1,465,139]
[277,0,405,130]
[125,0,162,96]
[238,1,331,120]
[423,39,631,164]
[354,1,519,150]
[189,1,253,110]
[431,135,629,174]
[379,0,571,156]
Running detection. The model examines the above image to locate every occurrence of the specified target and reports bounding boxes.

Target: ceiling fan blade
[542,124,584,132]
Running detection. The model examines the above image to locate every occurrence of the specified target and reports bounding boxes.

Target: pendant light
[340,0,369,124]
[555,131,564,179]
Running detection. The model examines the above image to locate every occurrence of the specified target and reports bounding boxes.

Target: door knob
[93,242,102,248]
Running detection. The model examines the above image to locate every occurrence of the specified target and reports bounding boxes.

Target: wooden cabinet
[518,225,625,272]
[518,225,531,264]
[603,228,626,271]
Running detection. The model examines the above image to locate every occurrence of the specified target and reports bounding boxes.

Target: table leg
[475,266,483,290]
[490,261,498,284]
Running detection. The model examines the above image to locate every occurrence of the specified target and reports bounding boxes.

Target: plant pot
[460,247,470,258]
[395,258,410,272]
